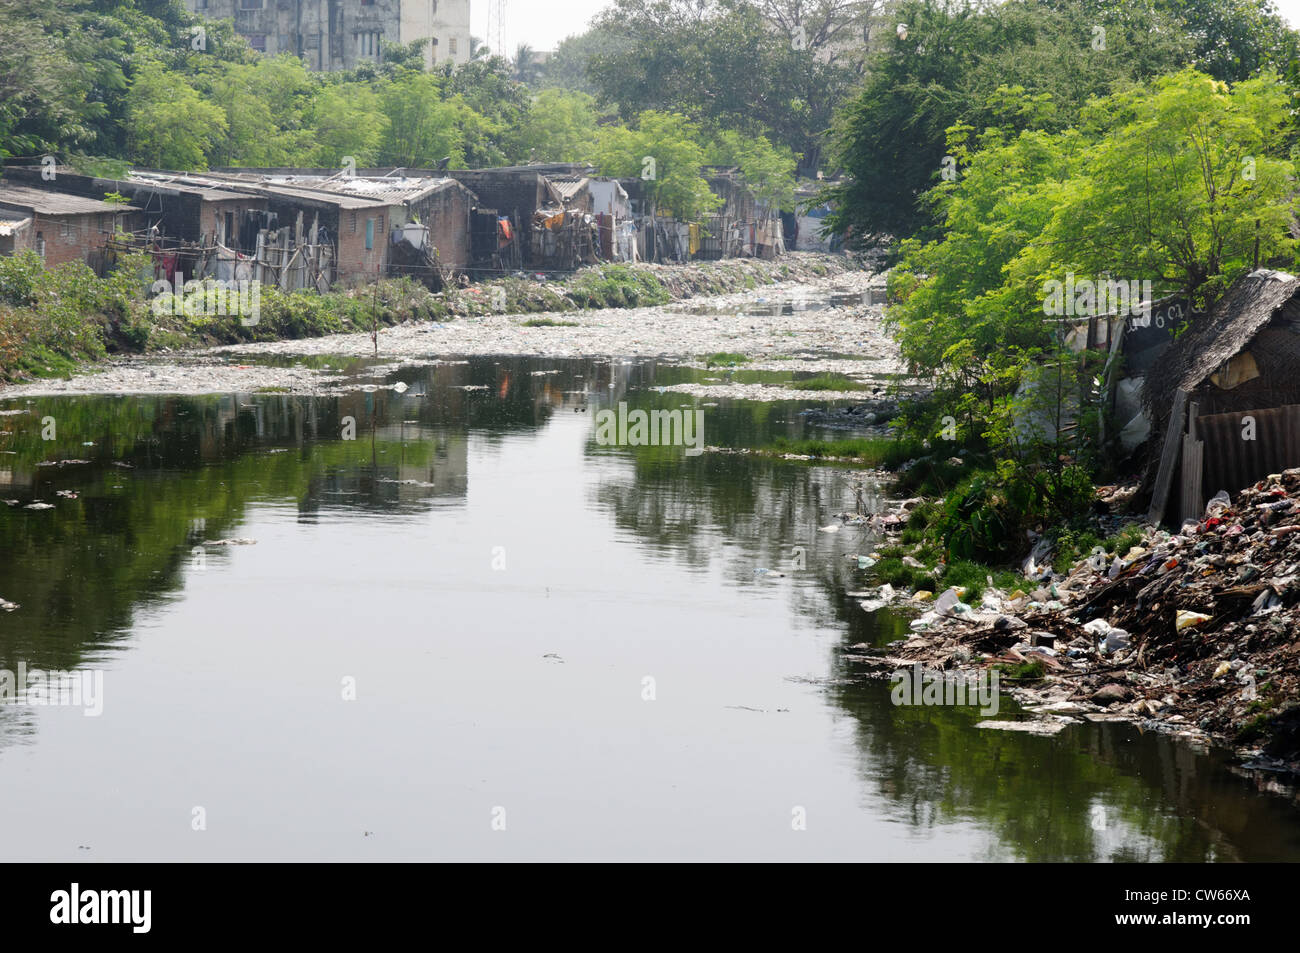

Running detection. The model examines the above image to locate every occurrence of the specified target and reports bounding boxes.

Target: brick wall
[31,212,119,268]
[334,206,390,283]
[408,184,473,273]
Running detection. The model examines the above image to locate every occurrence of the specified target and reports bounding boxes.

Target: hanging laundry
[688,223,701,256]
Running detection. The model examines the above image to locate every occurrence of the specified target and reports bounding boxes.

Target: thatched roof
[1143,269,1300,420]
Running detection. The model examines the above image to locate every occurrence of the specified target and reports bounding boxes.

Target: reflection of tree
[0,358,591,688]
[594,397,1300,862]
[827,666,1300,861]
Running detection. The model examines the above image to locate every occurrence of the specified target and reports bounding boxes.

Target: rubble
[849,469,1300,769]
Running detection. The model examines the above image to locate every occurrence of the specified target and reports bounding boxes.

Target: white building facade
[187,0,471,71]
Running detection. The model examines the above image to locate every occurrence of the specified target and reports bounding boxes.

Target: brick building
[0,182,135,269]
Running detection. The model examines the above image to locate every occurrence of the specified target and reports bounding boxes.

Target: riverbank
[0,252,860,389]
[837,478,1300,771]
[0,258,895,398]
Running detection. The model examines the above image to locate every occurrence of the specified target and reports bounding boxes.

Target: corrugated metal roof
[0,182,137,215]
[195,171,456,208]
[0,216,32,236]
[253,183,392,210]
[126,172,254,202]
[547,175,590,202]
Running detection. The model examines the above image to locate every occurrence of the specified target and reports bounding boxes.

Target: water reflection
[0,355,1297,860]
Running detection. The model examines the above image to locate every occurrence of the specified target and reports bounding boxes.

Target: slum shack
[699,167,785,261]
[1145,269,1300,524]
[440,167,564,273]
[0,181,137,272]
[0,164,263,250]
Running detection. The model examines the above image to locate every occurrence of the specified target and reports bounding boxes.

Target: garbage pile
[852,472,1300,766]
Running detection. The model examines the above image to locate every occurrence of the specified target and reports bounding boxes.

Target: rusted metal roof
[0,182,138,216]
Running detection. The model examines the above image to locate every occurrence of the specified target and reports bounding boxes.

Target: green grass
[520,318,580,327]
[704,352,750,367]
[1051,522,1148,573]
[993,660,1046,682]
[787,374,871,392]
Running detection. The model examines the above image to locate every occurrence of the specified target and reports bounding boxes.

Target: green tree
[376,73,467,168]
[705,129,799,211]
[513,89,601,163]
[124,59,226,169]
[587,0,856,175]
[307,82,385,169]
[594,111,722,221]
[887,69,1296,441]
[824,0,1226,243]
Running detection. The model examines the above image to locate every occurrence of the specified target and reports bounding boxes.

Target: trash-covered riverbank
[842,474,1300,770]
[0,261,893,397]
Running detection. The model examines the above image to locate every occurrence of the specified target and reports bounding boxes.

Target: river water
[2,353,1299,861]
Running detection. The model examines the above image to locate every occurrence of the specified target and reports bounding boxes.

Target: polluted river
[2,277,1299,862]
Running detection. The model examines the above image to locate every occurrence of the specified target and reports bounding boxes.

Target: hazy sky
[470,1,614,55]
[474,0,1300,56]
[1277,0,1300,27]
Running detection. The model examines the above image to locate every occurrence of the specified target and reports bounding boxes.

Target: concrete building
[187,0,472,71]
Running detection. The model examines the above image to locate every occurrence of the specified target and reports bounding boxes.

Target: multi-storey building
[186,0,472,71]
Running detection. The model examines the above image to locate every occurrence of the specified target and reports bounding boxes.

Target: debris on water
[35,460,90,467]
[0,598,18,611]
[753,568,785,578]
[542,653,564,663]
[55,490,78,499]
[24,503,54,510]
[818,524,840,533]
[976,719,1069,736]
[203,538,257,547]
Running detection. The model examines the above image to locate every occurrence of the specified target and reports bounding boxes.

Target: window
[247,34,267,52]
[355,31,381,58]
[365,218,374,251]
[350,212,357,234]
[449,37,458,55]
[238,0,262,9]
